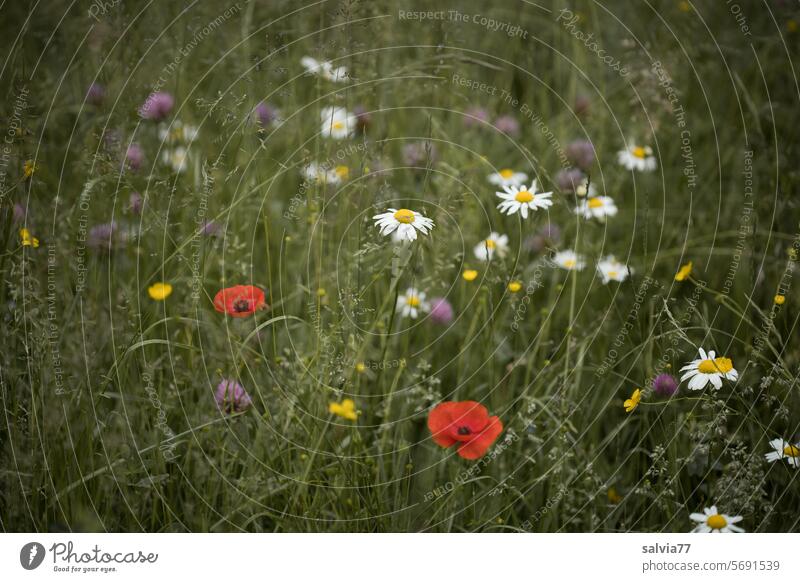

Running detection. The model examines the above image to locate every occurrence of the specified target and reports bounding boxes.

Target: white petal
[680,369,698,381]
[728,515,743,524]
[769,438,785,451]
[688,374,707,390]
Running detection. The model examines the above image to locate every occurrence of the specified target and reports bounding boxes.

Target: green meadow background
[2,0,799,532]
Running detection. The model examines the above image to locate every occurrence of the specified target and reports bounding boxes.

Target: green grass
[1,0,800,532]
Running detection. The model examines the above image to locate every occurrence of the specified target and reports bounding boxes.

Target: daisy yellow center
[697,357,733,374]
[332,120,345,130]
[393,209,416,224]
[563,259,576,268]
[515,190,534,203]
[607,270,618,278]
[484,239,496,249]
[783,444,800,457]
[407,295,420,307]
[588,198,604,208]
[632,146,647,159]
[499,169,515,178]
[706,514,727,529]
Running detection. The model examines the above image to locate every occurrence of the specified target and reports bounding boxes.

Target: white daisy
[161,146,188,173]
[158,120,198,144]
[553,250,586,271]
[496,181,553,219]
[597,256,631,283]
[575,195,618,220]
[302,162,349,186]
[488,169,528,188]
[301,56,348,83]
[391,229,410,245]
[765,438,800,468]
[320,106,355,139]
[373,208,434,243]
[680,348,738,390]
[473,232,509,261]
[397,287,430,319]
[617,144,657,171]
[689,506,744,533]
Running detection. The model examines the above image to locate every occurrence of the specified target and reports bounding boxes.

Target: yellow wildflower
[355,362,366,374]
[19,228,39,248]
[329,398,358,421]
[23,160,36,178]
[674,261,692,282]
[624,388,641,413]
[148,282,173,301]
[508,281,522,293]
[462,269,478,282]
[774,294,786,306]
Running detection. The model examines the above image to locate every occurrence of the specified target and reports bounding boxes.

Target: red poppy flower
[213,285,267,317]
[427,400,503,460]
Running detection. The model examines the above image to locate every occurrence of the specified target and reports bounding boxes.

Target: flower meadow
[2,1,800,534]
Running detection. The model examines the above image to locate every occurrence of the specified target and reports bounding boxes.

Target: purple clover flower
[215,379,253,413]
[125,143,144,171]
[139,91,174,120]
[566,139,595,170]
[494,115,520,138]
[429,298,454,325]
[86,82,105,106]
[402,141,438,167]
[253,101,278,127]
[463,107,489,128]
[555,168,586,192]
[653,374,679,398]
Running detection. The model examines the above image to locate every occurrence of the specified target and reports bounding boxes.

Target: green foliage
[1,0,799,532]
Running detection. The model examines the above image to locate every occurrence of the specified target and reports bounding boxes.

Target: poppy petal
[450,400,490,433]
[213,285,267,317]
[428,402,460,447]
[457,416,503,460]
